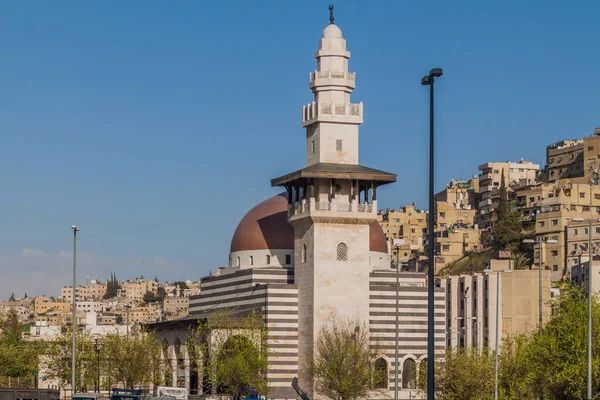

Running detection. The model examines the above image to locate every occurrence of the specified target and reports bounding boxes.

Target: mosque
[153,7,446,400]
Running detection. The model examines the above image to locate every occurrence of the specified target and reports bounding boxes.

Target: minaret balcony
[309,70,356,90]
[288,197,376,223]
[302,101,363,127]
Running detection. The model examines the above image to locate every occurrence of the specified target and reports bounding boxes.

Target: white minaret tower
[272,6,396,397]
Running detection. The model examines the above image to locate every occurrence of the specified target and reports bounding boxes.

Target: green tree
[418,347,495,400]
[102,329,161,389]
[0,310,40,386]
[43,327,97,392]
[491,211,523,251]
[498,335,536,400]
[497,169,509,221]
[104,272,121,299]
[143,291,159,303]
[8,293,14,302]
[309,314,384,400]
[172,281,189,290]
[157,287,167,301]
[188,310,269,398]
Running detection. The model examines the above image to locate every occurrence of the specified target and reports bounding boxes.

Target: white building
[151,7,446,400]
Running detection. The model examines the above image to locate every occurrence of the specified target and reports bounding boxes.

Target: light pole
[393,241,401,400]
[71,224,79,395]
[572,217,598,400]
[94,338,101,393]
[421,67,443,400]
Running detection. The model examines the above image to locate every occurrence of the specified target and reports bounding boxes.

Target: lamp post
[571,217,599,400]
[71,224,79,396]
[393,241,401,400]
[421,67,443,400]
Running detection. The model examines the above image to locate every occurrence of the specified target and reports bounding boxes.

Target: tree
[188,310,269,398]
[143,291,159,303]
[44,327,97,391]
[157,287,167,301]
[104,272,121,299]
[491,210,523,251]
[102,329,161,389]
[497,169,509,221]
[0,310,40,385]
[498,335,536,400]
[418,347,495,400]
[8,293,14,302]
[172,281,189,290]
[24,293,28,299]
[510,252,531,270]
[309,314,384,400]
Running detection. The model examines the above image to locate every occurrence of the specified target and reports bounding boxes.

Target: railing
[310,70,356,83]
[290,199,376,217]
[302,101,363,123]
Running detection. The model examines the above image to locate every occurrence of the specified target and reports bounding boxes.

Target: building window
[551,219,558,226]
[585,228,589,235]
[236,257,240,267]
[551,250,558,257]
[553,265,559,271]
[266,255,271,265]
[539,221,545,227]
[249,256,254,266]
[336,139,343,152]
[442,245,450,252]
[310,141,315,154]
[374,358,388,389]
[302,244,307,263]
[581,192,586,198]
[596,227,600,234]
[440,212,446,218]
[286,254,292,265]
[337,242,348,261]
[493,170,499,174]
[402,358,417,389]
[583,206,590,212]
[589,146,595,151]
[574,229,579,235]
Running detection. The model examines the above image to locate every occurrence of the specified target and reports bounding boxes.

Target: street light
[94,338,101,393]
[421,67,443,400]
[71,224,79,396]
[393,240,401,400]
[571,217,600,400]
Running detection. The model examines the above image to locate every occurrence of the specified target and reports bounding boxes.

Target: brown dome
[230,193,389,254]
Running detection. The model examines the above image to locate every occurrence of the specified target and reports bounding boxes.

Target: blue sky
[1,0,599,297]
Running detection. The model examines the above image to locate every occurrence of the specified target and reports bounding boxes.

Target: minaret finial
[329,4,334,25]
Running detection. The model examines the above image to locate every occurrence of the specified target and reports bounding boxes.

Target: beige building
[61,280,107,302]
[118,279,158,302]
[378,204,428,263]
[163,296,189,316]
[130,304,160,324]
[431,227,482,272]
[436,200,477,229]
[541,127,600,183]
[571,256,600,294]
[515,180,600,280]
[34,296,71,316]
[0,299,34,323]
[439,264,552,349]
[435,177,480,210]
[477,159,540,226]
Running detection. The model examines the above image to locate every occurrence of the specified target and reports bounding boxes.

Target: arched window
[236,257,240,267]
[402,358,417,389]
[374,358,388,389]
[418,358,427,385]
[337,242,348,262]
[302,244,307,263]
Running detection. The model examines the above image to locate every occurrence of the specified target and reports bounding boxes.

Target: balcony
[302,101,363,127]
[310,70,356,90]
[288,198,376,222]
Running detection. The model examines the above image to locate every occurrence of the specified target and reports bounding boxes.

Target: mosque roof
[270,163,397,187]
[230,193,388,254]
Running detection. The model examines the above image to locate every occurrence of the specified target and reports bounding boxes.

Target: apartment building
[438,264,552,349]
[61,280,107,302]
[163,296,189,316]
[541,127,600,183]
[118,279,158,302]
[477,160,540,226]
[0,299,34,323]
[378,204,428,263]
[515,181,600,280]
[435,177,480,210]
[571,256,600,294]
[75,301,102,313]
[130,304,160,324]
[436,201,477,229]
[431,227,482,272]
[34,296,71,316]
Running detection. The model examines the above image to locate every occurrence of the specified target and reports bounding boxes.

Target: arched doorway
[402,358,416,389]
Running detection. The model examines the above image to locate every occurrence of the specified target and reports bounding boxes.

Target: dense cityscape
[1,2,599,400]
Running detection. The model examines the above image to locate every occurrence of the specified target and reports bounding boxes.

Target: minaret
[271,6,396,396]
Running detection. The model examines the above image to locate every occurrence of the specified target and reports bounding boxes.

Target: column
[169,345,177,387]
